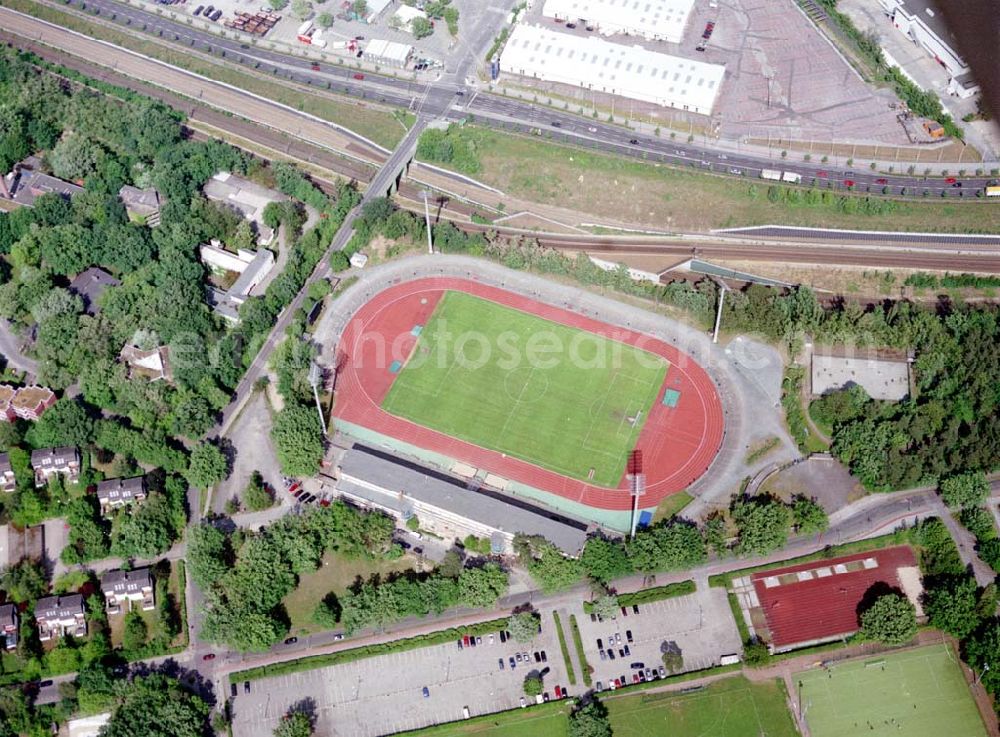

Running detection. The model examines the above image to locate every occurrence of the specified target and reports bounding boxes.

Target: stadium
[332,277,723,527]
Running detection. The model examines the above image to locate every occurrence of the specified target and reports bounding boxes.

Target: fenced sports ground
[333,278,723,511]
[796,643,987,737]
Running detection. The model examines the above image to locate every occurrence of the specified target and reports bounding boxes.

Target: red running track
[333,277,724,512]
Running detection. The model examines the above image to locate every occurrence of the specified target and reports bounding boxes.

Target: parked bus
[986,184,1000,198]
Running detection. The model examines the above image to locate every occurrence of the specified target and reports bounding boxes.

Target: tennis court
[605,675,798,737]
[381,290,668,487]
[797,644,987,737]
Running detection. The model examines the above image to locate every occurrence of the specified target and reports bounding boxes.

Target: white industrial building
[500,24,725,114]
[364,39,414,68]
[879,0,979,98]
[543,0,696,44]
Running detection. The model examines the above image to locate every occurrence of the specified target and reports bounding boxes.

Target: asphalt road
[32,0,1000,199]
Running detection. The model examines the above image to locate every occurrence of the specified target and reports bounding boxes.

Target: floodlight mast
[308,361,328,435]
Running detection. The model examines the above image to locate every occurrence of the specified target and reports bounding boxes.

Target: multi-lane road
[22,0,1000,199]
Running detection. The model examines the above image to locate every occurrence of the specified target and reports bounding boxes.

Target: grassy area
[651,491,694,523]
[567,615,591,687]
[797,644,986,737]
[8,0,409,148]
[418,125,998,232]
[605,675,798,737]
[234,617,509,682]
[551,611,577,686]
[393,702,571,737]
[745,436,781,465]
[382,291,667,486]
[782,366,829,454]
[282,549,415,634]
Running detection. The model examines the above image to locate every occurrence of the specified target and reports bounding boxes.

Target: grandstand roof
[500,24,724,114]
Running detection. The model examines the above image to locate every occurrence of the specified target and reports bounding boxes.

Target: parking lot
[571,586,742,691]
[231,623,572,737]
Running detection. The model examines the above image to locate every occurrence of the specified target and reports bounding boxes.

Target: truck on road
[760,169,782,181]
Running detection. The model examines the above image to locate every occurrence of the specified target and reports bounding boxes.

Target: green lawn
[797,644,986,737]
[282,549,415,634]
[393,703,571,737]
[382,291,668,487]
[605,675,799,737]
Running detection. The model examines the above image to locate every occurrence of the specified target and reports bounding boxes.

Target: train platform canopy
[543,0,696,44]
[500,24,724,115]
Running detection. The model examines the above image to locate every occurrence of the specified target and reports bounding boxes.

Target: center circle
[503,367,550,404]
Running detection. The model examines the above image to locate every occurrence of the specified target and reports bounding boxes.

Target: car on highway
[353,73,365,80]
[566,22,577,28]
[587,126,598,133]
[311,63,320,71]
[729,167,742,175]
[422,686,430,698]
[945,177,957,183]
[333,633,344,641]
[455,90,465,96]
[628,138,639,145]
[952,181,963,187]
[551,121,562,127]
[284,637,298,645]
[875,178,888,184]
[202,653,216,661]
[843,179,855,187]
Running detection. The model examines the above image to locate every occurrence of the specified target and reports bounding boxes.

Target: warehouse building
[364,39,414,68]
[543,0,695,44]
[500,24,725,114]
[879,0,979,98]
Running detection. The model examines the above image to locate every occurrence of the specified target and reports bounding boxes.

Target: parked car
[590,613,597,622]
[516,652,522,662]
[645,668,654,680]
[422,686,430,698]
[638,670,646,682]
[243,681,251,694]
[618,648,625,658]
[332,633,344,641]
[607,649,615,660]
[463,635,470,646]
[632,605,640,614]
[597,638,603,649]
[509,656,516,669]
[489,634,495,645]
[522,652,530,661]
[193,4,204,14]
[202,653,216,661]
[625,630,633,643]
[499,630,507,643]
[283,637,298,645]
[540,651,547,662]
[599,649,607,661]
[623,645,631,656]
[543,692,550,702]
[658,665,666,678]
[457,639,463,650]
[498,658,505,670]
[630,662,645,670]
[621,606,628,617]
[231,683,237,697]
[476,636,482,646]
[615,633,622,644]
[203,4,214,13]
[633,674,640,684]
[210,9,222,20]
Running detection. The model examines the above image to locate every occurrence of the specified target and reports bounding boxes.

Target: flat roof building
[879,0,979,98]
[500,24,725,115]
[364,39,414,68]
[543,0,696,44]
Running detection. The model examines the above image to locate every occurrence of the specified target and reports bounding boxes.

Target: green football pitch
[605,676,799,737]
[381,291,668,487]
[797,644,987,737]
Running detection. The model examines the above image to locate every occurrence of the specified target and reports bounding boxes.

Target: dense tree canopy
[271,403,325,477]
[101,674,211,737]
[859,592,917,645]
[731,495,791,556]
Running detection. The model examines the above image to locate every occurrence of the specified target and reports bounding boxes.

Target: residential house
[0,604,17,651]
[30,447,80,488]
[9,385,56,421]
[70,268,120,316]
[200,241,275,323]
[1,156,84,207]
[96,477,147,515]
[0,453,16,493]
[34,594,87,641]
[119,343,173,383]
[101,568,155,614]
[0,385,15,422]
[202,172,286,246]
[118,185,162,225]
